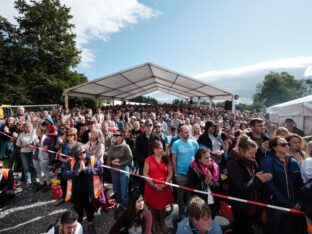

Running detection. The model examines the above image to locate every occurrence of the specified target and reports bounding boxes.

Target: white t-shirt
[301,157,312,183]
[46,222,83,234]
[16,132,37,153]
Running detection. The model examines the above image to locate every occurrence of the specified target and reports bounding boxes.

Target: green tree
[172,99,186,105]
[253,72,303,107]
[130,96,158,104]
[0,0,86,105]
[299,79,312,96]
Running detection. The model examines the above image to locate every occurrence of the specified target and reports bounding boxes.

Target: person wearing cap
[107,130,133,217]
[0,160,15,204]
[284,118,305,137]
[43,116,58,150]
[135,119,160,175]
[117,121,124,131]
[80,117,96,144]
[129,116,137,129]
[63,143,102,234]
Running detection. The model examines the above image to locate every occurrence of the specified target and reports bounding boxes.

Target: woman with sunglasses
[55,124,69,151]
[262,136,305,234]
[55,128,77,206]
[63,142,102,234]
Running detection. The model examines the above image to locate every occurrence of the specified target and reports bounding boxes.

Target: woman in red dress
[143,140,174,234]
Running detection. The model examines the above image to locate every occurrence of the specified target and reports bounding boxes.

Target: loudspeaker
[225,100,232,110]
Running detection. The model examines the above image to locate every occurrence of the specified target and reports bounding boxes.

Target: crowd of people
[0,104,312,234]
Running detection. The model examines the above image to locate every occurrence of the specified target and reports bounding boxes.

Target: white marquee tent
[266,95,312,135]
[63,63,235,108]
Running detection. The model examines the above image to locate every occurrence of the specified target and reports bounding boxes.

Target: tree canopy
[130,96,158,104]
[253,71,312,108]
[0,0,87,105]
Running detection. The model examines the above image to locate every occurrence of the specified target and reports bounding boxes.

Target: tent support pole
[232,96,235,113]
[64,92,69,110]
[209,98,213,108]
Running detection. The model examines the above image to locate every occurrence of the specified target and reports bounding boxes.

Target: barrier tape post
[0,131,306,216]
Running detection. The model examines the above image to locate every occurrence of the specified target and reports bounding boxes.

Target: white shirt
[301,157,312,183]
[46,222,83,234]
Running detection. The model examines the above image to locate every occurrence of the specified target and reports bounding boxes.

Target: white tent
[63,62,235,108]
[266,95,312,135]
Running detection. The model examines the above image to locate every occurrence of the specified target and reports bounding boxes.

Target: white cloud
[79,48,95,68]
[0,0,158,67]
[143,57,312,103]
[304,66,312,77]
[193,56,312,102]
[195,56,312,81]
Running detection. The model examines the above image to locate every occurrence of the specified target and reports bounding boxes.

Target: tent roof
[64,62,234,101]
[266,95,312,117]
[267,95,312,109]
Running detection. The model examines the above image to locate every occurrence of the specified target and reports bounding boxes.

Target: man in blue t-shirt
[172,124,199,217]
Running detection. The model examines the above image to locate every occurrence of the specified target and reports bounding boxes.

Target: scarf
[189,159,219,182]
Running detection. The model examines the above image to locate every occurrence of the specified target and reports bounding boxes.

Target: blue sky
[77,0,312,78]
[1,0,312,102]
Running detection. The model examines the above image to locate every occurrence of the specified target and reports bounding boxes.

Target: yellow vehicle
[0,105,14,122]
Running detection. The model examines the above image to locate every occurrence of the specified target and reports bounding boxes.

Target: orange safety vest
[2,169,9,180]
[308,224,312,234]
[65,156,103,202]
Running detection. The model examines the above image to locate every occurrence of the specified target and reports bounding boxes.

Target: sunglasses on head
[277,142,290,147]
[113,134,122,137]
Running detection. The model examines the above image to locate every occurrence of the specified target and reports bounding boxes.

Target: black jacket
[227,152,262,214]
[135,132,160,173]
[246,132,269,168]
[187,166,220,202]
[300,179,312,219]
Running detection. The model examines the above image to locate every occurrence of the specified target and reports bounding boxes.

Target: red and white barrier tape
[101,164,305,215]
[0,131,305,215]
